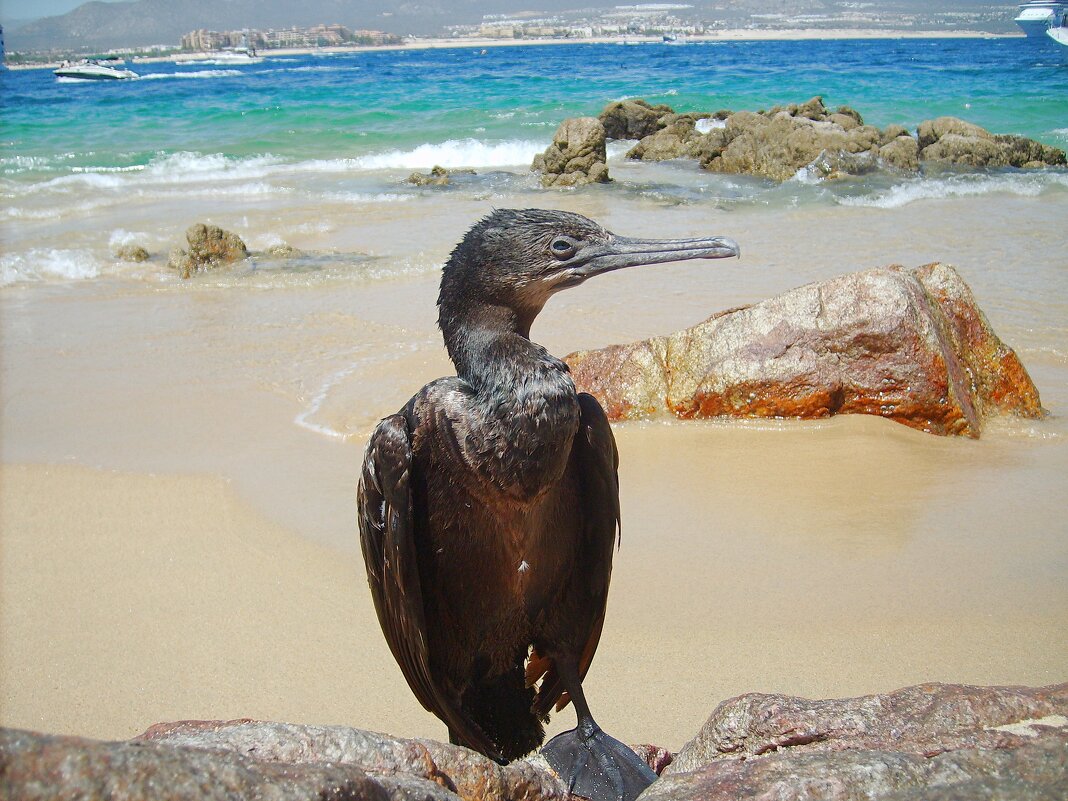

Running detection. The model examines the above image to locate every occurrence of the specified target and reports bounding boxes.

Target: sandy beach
[6,28,1015,71]
[2,183,1066,750]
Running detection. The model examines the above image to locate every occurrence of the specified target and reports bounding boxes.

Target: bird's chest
[428,375,581,504]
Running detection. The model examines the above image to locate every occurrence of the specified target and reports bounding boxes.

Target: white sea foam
[695,117,727,134]
[137,69,243,80]
[0,249,102,286]
[839,171,1068,209]
[352,139,545,170]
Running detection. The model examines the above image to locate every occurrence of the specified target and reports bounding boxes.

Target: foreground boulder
[167,223,249,279]
[565,263,1043,437]
[593,96,1065,181]
[650,682,1068,801]
[1,722,568,801]
[3,683,1064,801]
[531,117,611,187]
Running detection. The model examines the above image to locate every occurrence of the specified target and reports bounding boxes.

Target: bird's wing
[357,411,502,758]
[530,392,620,715]
[357,414,442,716]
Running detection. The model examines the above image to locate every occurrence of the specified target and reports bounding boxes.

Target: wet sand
[1,193,1067,749]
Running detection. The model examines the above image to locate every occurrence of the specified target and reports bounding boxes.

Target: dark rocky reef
[566,263,1043,437]
[167,222,249,279]
[2,683,1065,800]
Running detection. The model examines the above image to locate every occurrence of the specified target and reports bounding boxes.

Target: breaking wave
[0,249,103,286]
[137,69,243,80]
[350,138,545,170]
[837,170,1068,209]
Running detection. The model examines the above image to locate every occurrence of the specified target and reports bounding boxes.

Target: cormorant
[357,209,739,801]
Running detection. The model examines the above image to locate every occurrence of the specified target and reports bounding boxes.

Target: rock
[0,727,395,801]
[565,263,1043,437]
[114,244,150,262]
[599,98,1065,180]
[408,165,452,186]
[598,99,675,140]
[532,117,611,187]
[626,118,706,162]
[645,737,1068,801]
[879,123,911,145]
[917,117,1066,169]
[167,223,248,279]
[136,719,568,801]
[263,242,304,258]
[879,134,921,171]
[646,683,1068,801]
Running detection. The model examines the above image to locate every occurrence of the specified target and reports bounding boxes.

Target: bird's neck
[442,303,572,398]
[442,302,581,498]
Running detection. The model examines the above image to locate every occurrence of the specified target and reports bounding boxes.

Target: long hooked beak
[568,233,740,280]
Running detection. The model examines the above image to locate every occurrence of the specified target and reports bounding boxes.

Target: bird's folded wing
[357,413,501,757]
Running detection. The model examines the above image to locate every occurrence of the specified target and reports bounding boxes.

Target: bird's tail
[462,663,547,761]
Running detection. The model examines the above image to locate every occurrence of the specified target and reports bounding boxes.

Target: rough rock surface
[114,244,150,262]
[647,683,1068,801]
[917,116,1067,169]
[0,728,395,801]
[532,117,610,187]
[167,223,248,279]
[3,684,1065,801]
[565,263,1043,437]
[594,97,1065,180]
[408,165,452,186]
[598,99,675,140]
[263,242,304,258]
[135,719,568,801]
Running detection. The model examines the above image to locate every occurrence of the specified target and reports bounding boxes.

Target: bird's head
[438,208,739,338]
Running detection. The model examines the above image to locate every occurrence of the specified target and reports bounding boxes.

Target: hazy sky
[1,0,126,22]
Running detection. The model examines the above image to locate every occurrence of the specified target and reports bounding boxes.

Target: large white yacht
[1015,1,1068,37]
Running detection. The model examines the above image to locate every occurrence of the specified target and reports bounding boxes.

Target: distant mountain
[4,0,579,51]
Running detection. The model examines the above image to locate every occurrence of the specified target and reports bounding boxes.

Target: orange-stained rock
[565,263,1043,438]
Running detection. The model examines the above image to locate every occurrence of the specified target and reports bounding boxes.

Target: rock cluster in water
[167,223,249,279]
[531,116,611,187]
[2,682,1065,800]
[532,97,1066,185]
[566,263,1043,438]
[114,244,150,263]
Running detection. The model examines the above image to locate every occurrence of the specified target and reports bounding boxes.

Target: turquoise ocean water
[1,37,1067,283]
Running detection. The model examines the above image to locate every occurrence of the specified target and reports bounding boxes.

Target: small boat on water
[54,59,137,80]
[206,48,263,65]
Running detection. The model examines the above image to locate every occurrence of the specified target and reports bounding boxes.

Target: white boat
[1015,1,1067,37]
[1047,20,1068,46]
[206,49,263,65]
[54,59,137,80]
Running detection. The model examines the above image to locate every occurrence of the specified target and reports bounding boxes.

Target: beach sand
[2,190,1066,750]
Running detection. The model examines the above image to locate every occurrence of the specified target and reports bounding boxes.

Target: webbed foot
[540,723,657,801]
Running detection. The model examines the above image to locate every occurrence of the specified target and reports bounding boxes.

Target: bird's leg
[539,658,657,801]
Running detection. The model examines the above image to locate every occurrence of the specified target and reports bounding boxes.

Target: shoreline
[6,29,1018,70]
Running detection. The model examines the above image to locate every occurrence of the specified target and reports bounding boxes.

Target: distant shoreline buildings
[179,24,401,52]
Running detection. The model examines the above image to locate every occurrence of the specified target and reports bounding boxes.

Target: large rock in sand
[565,263,1043,437]
[532,117,610,187]
[167,222,249,279]
[648,682,1068,801]
[917,116,1065,169]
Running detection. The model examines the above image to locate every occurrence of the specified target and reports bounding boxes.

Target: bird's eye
[550,238,576,259]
